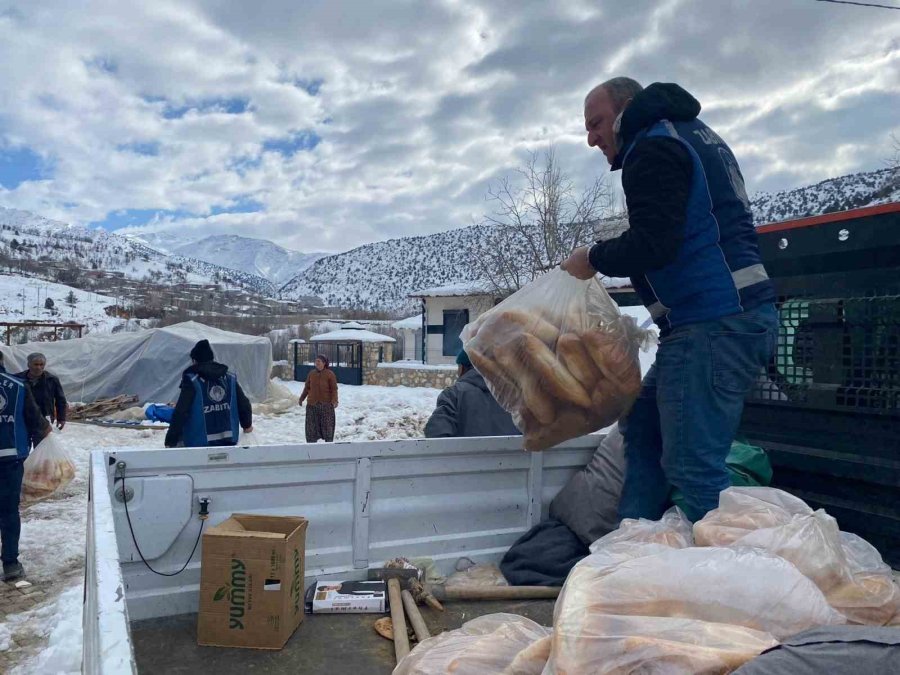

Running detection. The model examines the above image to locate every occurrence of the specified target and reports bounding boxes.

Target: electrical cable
[116,469,206,577]
[813,0,900,10]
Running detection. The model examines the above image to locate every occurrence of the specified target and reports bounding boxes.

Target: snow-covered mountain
[282,166,900,311]
[168,234,324,286]
[0,207,276,296]
[280,225,490,312]
[751,166,899,225]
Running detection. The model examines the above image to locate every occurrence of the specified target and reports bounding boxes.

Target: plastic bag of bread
[461,268,653,452]
[693,486,814,547]
[22,433,76,502]
[826,532,900,626]
[393,613,550,675]
[546,612,778,674]
[553,545,844,640]
[591,506,693,552]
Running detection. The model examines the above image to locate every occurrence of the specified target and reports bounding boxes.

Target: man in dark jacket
[16,352,67,431]
[0,352,51,581]
[164,339,253,448]
[563,78,778,523]
[424,350,521,438]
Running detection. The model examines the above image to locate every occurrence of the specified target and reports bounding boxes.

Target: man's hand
[561,246,597,280]
[298,397,305,407]
[333,401,339,409]
[243,425,254,433]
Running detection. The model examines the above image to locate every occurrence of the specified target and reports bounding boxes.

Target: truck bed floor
[131,599,556,674]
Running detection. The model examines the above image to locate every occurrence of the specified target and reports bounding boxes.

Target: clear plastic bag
[393,613,551,675]
[693,486,813,547]
[590,506,693,552]
[546,613,778,675]
[22,433,76,502]
[553,545,844,641]
[695,487,900,624]
[240,429,261,446]
[461,269,652,452]
[826,532,900,626]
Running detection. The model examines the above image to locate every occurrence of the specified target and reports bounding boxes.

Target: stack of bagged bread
[464,286,644,451]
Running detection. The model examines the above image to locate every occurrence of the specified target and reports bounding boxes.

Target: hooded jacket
[589,83,774,332]
[424,368,521,438]
[164,361,252,448]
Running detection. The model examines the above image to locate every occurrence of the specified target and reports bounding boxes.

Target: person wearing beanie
[298,354,338,443]
[165,339,253,448]
[424,349,520,439]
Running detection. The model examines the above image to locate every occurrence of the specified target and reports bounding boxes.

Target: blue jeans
[618,304,778,523]
[0,459,24,565]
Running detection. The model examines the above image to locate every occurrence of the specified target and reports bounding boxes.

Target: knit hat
[456,349,471,368]
[190,339,215,363]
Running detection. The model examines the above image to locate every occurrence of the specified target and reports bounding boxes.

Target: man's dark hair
[587,77,644,112]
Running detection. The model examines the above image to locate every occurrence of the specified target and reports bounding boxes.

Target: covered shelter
[0,321,272,404]
[296,322,396,385]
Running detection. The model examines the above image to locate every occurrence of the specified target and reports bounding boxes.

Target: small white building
[408,282,504,366]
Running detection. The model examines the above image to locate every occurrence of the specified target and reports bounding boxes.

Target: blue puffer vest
[621,118,775,331]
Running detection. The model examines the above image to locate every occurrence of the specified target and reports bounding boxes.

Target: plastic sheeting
[0,321,272,404]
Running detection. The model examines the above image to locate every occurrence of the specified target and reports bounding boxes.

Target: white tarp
[0,321,272,404]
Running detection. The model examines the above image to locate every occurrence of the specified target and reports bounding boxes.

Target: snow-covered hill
[750,167,899,225]
[0,207,276,296]
[279,225,489,311]
[168,234,323,286]
[282,166,900,311]
[0,273,127,334]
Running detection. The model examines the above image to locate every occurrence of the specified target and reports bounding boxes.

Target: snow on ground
[6,335,661,672]
[0,273,123,334]
[6,380,443,673]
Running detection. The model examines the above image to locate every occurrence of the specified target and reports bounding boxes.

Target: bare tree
[471,146,618,293]
[888,132,900,169]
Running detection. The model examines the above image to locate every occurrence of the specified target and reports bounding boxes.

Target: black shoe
[2,562,25,582]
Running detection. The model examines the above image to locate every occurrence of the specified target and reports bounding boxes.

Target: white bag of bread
[462,269,653,452]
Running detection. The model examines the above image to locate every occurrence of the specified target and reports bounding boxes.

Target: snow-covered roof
[288,338,306,344]
[311,328,396,343]
[409,281,493,298]
[392,315,423,330]
[342,321,365,330]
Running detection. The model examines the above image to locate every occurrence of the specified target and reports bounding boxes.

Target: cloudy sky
[0,0,897,253]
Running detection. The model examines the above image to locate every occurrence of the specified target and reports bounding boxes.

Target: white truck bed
[83,435,598,674]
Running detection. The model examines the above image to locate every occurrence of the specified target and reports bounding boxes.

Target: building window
[442,309,469,357]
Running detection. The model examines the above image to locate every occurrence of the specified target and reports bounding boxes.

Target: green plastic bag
[670,438,772,512]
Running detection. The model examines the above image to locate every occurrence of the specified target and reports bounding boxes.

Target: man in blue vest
[0,352,51,581]
[164,340,253,448]
[563,78,778,523]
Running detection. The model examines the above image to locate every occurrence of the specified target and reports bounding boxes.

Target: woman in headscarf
[298,354,338,443]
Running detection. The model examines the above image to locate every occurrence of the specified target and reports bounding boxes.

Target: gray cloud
[0,0,896,253]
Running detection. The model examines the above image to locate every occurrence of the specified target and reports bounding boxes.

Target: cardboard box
[310,580,387,614]
[198,513,308,650]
